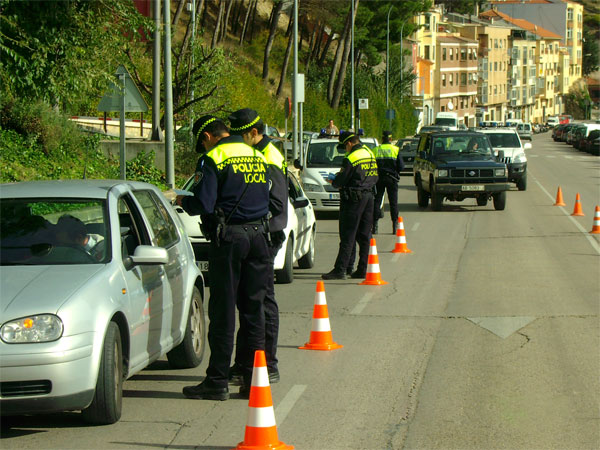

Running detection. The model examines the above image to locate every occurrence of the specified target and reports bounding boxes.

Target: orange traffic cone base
[359,277,388,286]
[236,438,293,450]
[299,341,343,350]
[392,246,412,254]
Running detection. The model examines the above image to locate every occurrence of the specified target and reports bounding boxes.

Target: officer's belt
[228,218,264,225]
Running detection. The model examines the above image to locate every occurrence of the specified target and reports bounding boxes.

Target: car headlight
[513,152,527,163]
[495,168,507,176]
[436,169,448,177]
[302,182,323,193]
[1,314,64,343]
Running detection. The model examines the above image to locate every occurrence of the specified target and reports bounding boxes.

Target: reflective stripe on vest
[263,141,287,172]
[207,142,268,171]
[347,145,376,167]
[375,143,399,159]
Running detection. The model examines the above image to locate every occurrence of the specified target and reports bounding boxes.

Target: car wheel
[275,236,294,284]
[298,228,315,269]
[493,191,507,210]
[82,322,123,425]
[476,195,488,206]
[517,174,527,191]
[431,187,443,211]
[167,287,205,369]
[417,182,430,208]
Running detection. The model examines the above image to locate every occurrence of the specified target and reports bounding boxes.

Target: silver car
[0,180,206,424]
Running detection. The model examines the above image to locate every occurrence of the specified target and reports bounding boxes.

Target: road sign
[98,65,148,113]
[358,98,369,110]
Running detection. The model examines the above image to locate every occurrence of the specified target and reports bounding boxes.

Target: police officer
[372,131,404,234]
[322,131,378,280]
[227,108,287,386]
[176,115,275,400]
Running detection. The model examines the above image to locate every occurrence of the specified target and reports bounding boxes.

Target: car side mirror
[293,197,310,209]
[293,159,303,170]
[124,245,168,270]
[496,150,505,161]
[524,142,532,150]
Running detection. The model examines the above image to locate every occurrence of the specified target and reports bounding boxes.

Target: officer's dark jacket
[332,143,378,191]
[255,135,288,233]
[182,135,272,223]
[373,143,404,179]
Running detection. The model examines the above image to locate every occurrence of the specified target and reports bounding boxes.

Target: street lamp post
[351,0,355,131]
[399,21,407,103]
[386,6,394,130]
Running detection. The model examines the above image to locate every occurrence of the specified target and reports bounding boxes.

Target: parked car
[413,131,510,211]
[558,123,578,142]
[176,173,316,284]
[478,127,531,191]
[0,180,206,424]
[566,124,582,145]
[552,124,566,141]
[516,122,533,141]
[573,123,600,150]
[396,137,420,173]
[417,125,450,135]
[546,116,559,127]
[581,129,600,155]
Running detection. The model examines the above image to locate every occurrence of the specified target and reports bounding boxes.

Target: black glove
[270,230,286,249]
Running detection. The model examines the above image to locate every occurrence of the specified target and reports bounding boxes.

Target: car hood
[435,157,500,166]
[0,265,104,318]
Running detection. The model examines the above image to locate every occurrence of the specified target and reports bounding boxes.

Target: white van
[296,136,378,211]
[434,112,459,130]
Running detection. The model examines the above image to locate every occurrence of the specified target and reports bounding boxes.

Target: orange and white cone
[236,350,293,450]
[299,281,342,351]
[590,206,600,234]
[571,193,584,216]
[359,238,388,285]
[392,217,412,254]
[554,186,566,206]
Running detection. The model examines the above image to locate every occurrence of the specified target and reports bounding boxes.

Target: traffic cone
[571,193,584,216]
[554,186,566,206]
[392,217,412,254]
[359,238,388,285]
[299,281,343,351]
[236,350,293,450]
[590,206,600,234]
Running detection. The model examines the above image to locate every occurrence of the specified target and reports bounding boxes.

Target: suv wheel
[431,187,443,211]
[517,174,527,191]
[417,182,430,207]
[493,191,507,210]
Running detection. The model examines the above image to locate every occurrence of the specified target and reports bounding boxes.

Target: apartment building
[410,6,443,128]
[490,0,583,84]
[435,34,479,127]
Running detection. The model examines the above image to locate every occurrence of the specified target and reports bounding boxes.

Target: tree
[0,0,151,112]
[583,16,599,77]
[262,0,285,81]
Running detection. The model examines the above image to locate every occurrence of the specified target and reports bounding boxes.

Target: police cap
[338,130,355,145]
[228,108,262,134]
[383,130,392,138]
[193,115,219,137]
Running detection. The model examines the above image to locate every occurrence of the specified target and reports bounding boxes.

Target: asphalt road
[2,132,599,449]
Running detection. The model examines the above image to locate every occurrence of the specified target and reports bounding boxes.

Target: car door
[117,194,166,371]
[288,174,311,257]
[132,190,186,353]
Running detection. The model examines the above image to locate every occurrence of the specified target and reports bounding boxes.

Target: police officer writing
[176,115,276,400]
[372,131,404,234]
[227,108,287,386]
[322,131,378,280]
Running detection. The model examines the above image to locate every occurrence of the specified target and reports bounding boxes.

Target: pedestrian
[322,131,378,280]
[372,131,404,234]
[325,119,339,136]
[176,115,275,400]
[227,108,288,386]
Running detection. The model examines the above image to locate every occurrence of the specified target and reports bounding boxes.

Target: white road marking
[411,222,420,231]
[275,385,306,425]
[532,174,600,255]
[350,292,374,315]
[545,155,556,158]
[392,253,400,263]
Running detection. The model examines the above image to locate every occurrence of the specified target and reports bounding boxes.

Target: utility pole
[164,0,174,188]
[350,0,355,130]
[151,0,162,141]
[292,0,298,161]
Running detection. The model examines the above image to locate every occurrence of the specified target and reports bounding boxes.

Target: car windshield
[0,198,109,265]
[435,118,456,126]
[306,142,346,167]
[486,133,521,148]
[432,135,492,156]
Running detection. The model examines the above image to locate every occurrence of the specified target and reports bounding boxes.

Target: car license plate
[197,261,209,271]
[461,185,484,191]
[329,193,340,199]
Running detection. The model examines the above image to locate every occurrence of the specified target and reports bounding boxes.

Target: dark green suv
[413,131,511,211]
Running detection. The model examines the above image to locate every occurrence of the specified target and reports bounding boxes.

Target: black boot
[372,221,378,234]
[392,220,398,235]
[322,269,347,280]
[183,380,229,401]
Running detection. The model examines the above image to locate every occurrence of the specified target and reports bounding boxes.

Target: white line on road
[392,253,400,263]
[350,292,374,315]
[533,175,600,255]
[411,222,420,231]
[275,385,306,425]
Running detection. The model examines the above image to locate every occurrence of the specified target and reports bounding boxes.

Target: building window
[567,8,573,20]
[449,73,454,86]
[494,61,498,71]
[442,74,446,87]
[494,39,498,49]
[494,85,498,95]
[461,73,467,85]
[567,29,572,40]
[469,49,473,60]
[450,48,454,60]
[443,48,447,61]
[424,45,430,60]
[461,48,467,60]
